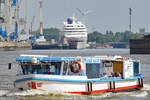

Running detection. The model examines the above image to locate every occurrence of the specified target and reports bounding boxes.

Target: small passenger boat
[14,55,143,95]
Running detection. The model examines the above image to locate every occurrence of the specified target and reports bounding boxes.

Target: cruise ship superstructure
[62,16,87,49]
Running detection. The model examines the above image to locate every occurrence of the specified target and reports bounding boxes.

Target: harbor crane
[76,8,92,16]
[76,8,92,24]
[0,0,22,41]
[30,16,35,35]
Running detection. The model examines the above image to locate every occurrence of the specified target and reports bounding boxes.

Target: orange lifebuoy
[70,61,81,73]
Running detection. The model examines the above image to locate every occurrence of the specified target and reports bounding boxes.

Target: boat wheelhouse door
[113,61,123,76]
[123,60,134,78]
[133,61,140,76]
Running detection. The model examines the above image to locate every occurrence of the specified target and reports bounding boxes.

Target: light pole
[129,8,132,33]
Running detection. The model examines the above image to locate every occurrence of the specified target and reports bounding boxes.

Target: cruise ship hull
[67,38,87,49]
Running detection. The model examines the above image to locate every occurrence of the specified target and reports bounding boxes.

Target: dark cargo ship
[32,43,69,50]
[32,43,59,50]
[130,34,150,54]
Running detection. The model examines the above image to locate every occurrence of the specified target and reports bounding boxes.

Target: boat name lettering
[27,82,42,88]
[85,58,100,63]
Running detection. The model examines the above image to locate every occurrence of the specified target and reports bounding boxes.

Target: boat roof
[16,55,138,62]
[16,56,77,62]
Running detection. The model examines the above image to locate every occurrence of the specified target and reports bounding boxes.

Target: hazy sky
[20,0,150,33]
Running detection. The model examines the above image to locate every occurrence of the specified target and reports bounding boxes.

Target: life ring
[70,61,81,73]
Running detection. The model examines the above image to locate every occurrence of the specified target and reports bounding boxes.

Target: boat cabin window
[102,61,123,78]
[49,62,61,75]
[86,64,101,79]
[103,61,113,77]
[20,62,61,75]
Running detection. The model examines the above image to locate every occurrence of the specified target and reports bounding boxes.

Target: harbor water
[0,49,150,100]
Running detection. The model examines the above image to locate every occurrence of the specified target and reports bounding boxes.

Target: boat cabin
[16,55,140,79]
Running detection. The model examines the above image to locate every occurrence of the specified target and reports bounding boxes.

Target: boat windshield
[21,62,61,75]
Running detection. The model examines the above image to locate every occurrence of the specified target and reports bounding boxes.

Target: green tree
[34,28,60,42]
[88,30,144,44]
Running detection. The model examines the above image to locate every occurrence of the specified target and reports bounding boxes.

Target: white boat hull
[14,74,143,95]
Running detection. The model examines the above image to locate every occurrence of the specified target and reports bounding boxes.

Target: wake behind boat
[13,55,143,95]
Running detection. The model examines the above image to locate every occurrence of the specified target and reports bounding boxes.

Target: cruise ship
[61,16,87,49]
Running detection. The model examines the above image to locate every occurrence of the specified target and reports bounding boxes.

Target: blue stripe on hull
[14,75,143,83]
